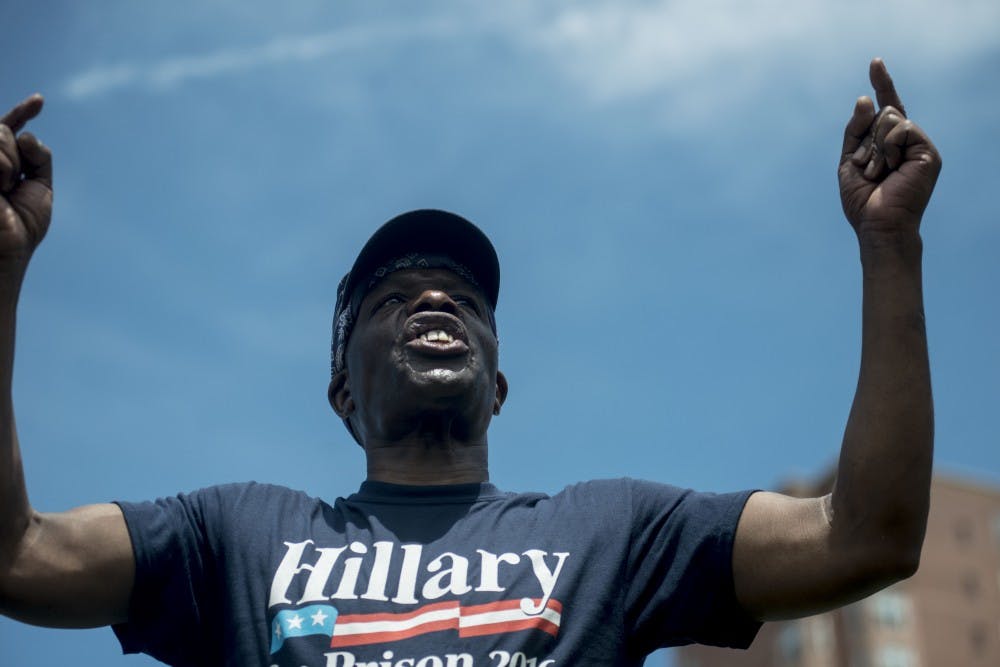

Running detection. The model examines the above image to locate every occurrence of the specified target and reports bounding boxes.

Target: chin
[408,365,478,397]
[401,362,490,407]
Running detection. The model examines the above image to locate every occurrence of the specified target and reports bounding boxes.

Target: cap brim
[344,209,499,310]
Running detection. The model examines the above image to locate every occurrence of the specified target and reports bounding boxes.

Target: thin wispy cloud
[63,19,461,100]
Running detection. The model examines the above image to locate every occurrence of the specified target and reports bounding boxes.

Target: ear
[493,370,509,416]
[328,370,355,419]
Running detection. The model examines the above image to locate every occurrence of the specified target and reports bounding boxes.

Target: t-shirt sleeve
[622,479,761,653]
[112,486,232,666]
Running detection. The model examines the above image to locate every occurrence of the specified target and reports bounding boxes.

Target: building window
[954,517,974,545]
[961,571,981,600]
[875,644,916,667]
[970,623,987,655]
[870,590,910,628]
[807,614,833,652]
[778,622,802,665]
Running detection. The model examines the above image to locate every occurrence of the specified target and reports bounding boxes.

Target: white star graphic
[310,609,329,626]
[286,614,304,631]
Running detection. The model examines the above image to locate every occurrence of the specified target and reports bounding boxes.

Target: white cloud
[513,0,1000,107]
[62,0,1000,131]
[63,18,461,100]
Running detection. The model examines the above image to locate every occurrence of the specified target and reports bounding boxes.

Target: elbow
[855,538,923,593]
[0,508,39,598]
[879,513,928,583]
[828,541,922,608]
[830,518,926,594]
[829,495,928,586]
[0,508,35,567]
[887,542,922,581]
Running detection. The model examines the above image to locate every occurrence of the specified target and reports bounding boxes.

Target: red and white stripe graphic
[458,598,562,638]
[329,598,562,648]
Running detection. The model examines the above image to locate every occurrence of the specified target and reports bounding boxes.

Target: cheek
[476,334,500,372]
[346,326,407,385]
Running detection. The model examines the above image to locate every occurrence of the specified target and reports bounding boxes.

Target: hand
[0,94,52,277]
[838,59,941,237]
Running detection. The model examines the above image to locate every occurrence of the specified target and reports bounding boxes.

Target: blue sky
[2,1,999,665]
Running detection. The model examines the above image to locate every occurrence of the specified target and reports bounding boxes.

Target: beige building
[675,473,1000,667]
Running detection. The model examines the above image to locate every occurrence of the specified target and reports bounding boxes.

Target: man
[0,59,940,666]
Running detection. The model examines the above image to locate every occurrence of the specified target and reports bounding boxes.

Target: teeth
[421,330,454,343]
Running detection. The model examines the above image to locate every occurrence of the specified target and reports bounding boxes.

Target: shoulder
[119,480,314,508]
[504,478,687,525]
[200,481,317,505]
[115,482,324,533]
[548,478,755,526]
[550,477,689,506]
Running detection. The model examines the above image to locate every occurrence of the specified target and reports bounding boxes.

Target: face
[331,268,506,445]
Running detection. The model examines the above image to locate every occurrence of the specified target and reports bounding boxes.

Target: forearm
[831,230,932,573]
[0,97,51,565]
[0,279,32,569]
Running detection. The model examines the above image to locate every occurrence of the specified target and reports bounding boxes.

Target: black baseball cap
[331,209,500,377]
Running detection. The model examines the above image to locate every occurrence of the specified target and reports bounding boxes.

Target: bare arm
[733,59,940,620]
[0,95,134,628]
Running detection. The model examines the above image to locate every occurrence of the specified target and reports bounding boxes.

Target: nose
[410,289,460,316]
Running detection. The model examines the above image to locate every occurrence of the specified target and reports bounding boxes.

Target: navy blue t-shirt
[114,480,760,666]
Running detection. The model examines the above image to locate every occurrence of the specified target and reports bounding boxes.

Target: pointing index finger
[0,94,44,133]
[869,58,906,117]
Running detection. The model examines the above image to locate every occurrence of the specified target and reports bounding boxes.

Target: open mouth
[402,313,470,357]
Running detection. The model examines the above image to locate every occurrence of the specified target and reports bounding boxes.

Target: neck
[357,404,493,485]
[363,434,489,485]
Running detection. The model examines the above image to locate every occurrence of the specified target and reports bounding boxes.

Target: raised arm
[732,59,941,620]
[0,95,134,628]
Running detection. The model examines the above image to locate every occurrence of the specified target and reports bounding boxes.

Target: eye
[370,293,406,316]
[452,294,481,314]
